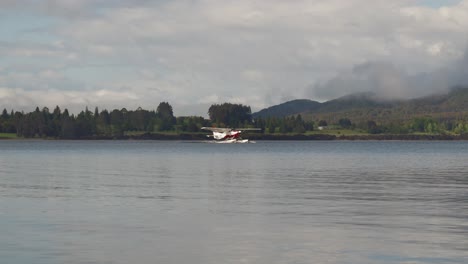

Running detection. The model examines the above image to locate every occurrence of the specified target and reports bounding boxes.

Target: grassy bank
[0,133,17,139]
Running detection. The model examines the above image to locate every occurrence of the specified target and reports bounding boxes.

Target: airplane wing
[202,127,261,132]
[234,128,262,131]
[201,127,232,133]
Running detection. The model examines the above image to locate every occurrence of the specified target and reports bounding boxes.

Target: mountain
[317,92,397,112]
[253,87,468,124]
[253,99,321,118]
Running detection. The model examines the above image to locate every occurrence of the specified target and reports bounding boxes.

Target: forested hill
[253,99,321,118]
[253,87,468,124]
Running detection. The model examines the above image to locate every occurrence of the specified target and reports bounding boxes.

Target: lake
[1,140,467,264]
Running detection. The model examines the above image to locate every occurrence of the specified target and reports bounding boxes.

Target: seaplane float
[201,127,261,143]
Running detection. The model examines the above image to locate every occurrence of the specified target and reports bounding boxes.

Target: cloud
[313,45,468,100]
[313,61,410,100]
[1,0,468,115]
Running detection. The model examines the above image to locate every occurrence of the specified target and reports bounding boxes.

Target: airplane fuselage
[213,130,241,140]
[201,127,259,143]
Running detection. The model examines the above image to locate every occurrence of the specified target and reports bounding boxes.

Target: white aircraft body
[201,127,260,143]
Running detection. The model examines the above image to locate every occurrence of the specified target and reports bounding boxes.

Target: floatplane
[201,127,261,143]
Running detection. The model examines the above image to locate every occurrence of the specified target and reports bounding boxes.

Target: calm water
[1,140,467,264]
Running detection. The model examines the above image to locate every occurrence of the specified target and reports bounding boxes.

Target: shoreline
[2,133,468,141]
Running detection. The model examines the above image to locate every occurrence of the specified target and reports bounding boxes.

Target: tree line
[317,117,468,135]
[0,102,315,139]
[4,101,464,139]
[0,102,192,138]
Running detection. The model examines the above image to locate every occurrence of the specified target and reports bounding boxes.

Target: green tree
[367,120,382,134]
[318,120,327,127]
[208,103,252,127]
[156,102,176,131]
[96,109,111,136]
[1,109,9,119]
[61,110,76,139]
[110,109,124,136]
[94,107,99,119]
[411,117,439,133]
[338,118,352,129]
[75,109,95,138]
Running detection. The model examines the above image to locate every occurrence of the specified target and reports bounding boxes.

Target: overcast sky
[1,0,467,116]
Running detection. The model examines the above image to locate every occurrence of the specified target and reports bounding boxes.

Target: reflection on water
[1,140,467,264]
